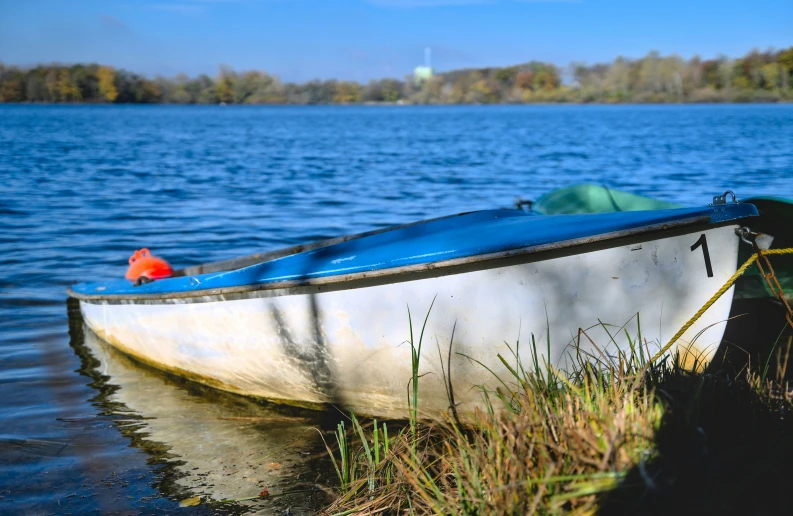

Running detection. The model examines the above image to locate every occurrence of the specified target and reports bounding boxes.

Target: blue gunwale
[69,203,758,299]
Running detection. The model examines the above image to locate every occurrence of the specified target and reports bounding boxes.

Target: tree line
[1,47,791,105]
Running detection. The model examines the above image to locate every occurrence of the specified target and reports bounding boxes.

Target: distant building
[413,47,433,85]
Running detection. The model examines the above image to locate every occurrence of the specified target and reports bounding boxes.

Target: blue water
[1,104,792,513]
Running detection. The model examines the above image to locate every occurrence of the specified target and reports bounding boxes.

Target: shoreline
[1,98,792,106]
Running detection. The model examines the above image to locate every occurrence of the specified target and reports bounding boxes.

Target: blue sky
[0,0,791,82]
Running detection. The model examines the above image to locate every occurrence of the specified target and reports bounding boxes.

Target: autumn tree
[333,81,361,104]
[97,66,118,102]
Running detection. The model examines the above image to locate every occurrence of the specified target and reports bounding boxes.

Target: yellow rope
[650,247,793,363]
[760,249,793,256]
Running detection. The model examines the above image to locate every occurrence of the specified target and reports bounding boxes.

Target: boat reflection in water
[69,303,334,513]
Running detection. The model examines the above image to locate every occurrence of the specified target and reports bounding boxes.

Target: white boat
[68,197,758,418]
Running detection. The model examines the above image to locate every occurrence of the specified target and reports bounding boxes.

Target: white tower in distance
[414,47,434,85]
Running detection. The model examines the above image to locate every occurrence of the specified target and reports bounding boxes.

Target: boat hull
[80,225,740,418]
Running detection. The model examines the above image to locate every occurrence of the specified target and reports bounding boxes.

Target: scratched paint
[619,259,651,289]
[81,226,740,419]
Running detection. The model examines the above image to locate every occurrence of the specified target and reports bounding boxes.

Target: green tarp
[533,184,682,215]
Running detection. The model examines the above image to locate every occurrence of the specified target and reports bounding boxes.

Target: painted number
[690,234,713,278]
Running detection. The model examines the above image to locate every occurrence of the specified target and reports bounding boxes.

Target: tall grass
[321,315,649,513]
[320,311,793,515]
[407,297,435,439]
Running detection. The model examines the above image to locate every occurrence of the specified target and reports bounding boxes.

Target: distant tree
[494,66,517,87]
[638,51,662,94]
[360,78,403,102]
[605,58,630,98]
[184,74,214,103]
[97,66,118,102]
[45,68,81,102]
[534,68,559,91]
[761,62,782,90]
[685,55,703,92]
[333,81,361,103]
[215,65,234,104]
[0,66,24,102]
[779,47,793,69]
[515,71,535,90]
[297,80,334,104]
[469,78,497,103]
[702,59,721,88]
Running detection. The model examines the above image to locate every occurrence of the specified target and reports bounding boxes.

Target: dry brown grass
[320,329,793,515]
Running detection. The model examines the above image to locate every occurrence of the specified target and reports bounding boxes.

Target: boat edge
[68,214,728,302]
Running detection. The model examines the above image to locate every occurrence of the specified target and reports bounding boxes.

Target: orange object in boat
[125,248,173,282]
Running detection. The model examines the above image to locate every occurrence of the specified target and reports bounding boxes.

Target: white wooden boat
[68,198,758,418]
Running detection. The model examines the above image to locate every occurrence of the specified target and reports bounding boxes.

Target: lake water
[1,104,792,514]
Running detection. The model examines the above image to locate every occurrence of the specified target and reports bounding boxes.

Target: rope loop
[650,247,793,363]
